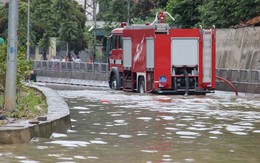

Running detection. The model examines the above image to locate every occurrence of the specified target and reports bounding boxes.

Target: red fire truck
[103,12,216,95]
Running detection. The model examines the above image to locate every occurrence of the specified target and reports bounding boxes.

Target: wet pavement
[0,86,260,163]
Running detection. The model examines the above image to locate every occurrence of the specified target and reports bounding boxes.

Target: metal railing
[33,60,109,73]
[33,61,259,84]
[216,68,260,84]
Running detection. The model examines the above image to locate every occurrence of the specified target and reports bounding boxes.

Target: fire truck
[103,12,216,95]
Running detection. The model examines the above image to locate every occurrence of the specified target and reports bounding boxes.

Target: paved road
[0,85,259,162]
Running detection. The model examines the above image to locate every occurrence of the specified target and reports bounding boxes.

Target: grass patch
[0,86,47,119]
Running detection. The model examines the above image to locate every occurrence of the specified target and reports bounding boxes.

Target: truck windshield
[111,35,118,50]
[119,36,123,49]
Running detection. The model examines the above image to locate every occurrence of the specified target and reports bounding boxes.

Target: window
[111,35,118,50]
[119,35,123,49]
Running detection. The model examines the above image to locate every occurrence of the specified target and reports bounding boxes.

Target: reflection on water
[0,89,260,163]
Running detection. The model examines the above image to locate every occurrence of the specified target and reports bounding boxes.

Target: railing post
[258,70,260,84]
[84,62,87,72]
[33,60,36,70]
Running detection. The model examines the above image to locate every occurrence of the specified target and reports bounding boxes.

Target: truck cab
[103,28,124,89]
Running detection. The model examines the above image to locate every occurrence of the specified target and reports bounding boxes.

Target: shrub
[0,43,40,117]
[0,43,33,93]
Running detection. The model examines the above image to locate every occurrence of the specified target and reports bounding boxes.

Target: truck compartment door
[146,37,154,69]
[202,30,212,83]
[171,38,198,67]
[123,37,132,68]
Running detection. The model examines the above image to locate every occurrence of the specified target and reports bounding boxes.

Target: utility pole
[4,0,19,112]
[127,0,130,24]
[26,0,30,60]
[93,0,97,62]
[84,0,87,14]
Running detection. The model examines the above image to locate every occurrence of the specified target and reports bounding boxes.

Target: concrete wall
[216,27,260,93]
[216,69,260,94]
[216,27,260,69]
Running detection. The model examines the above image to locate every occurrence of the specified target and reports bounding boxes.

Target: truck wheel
[110,74,117,89]
[138,77,145,93]
[109,67,121,90]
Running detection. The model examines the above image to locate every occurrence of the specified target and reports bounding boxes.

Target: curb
[0,83,71,144]
[36,76,109,88]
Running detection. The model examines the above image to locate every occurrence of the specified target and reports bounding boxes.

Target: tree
[96,0,110,21]
[59,20,78,60]
[110,0,129,22]
[234,0,260,22]
[53,0,87,61]
[0,0,89,61]
[98,0,157,24]
[0,3,8,40]
[166,0,202,28]
[132,0,155,21]
[0,44,33,100]
[1,0,259,61]
[31,0,55,60]
[18,0,34,46]
[70,1,87,57]
[198,0,260,28]
[152,0,167,9]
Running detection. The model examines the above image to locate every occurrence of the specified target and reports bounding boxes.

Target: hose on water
[216,76,238,96]
[183,68,189,96]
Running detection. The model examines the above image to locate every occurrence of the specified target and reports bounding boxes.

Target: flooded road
[1,87,260,163]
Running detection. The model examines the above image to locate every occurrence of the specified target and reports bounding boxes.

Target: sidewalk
[0,83,71,144]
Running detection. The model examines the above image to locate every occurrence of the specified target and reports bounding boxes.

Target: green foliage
[98,0,260,28]
[197,0,260,28]
[0,44,7,75]
[0,43,44,118]
[98,0,156,23]
[105,0,129,22]
[13,87,47,119]
[31,0,56,60]
[1,0,259,62]
[0,3,8,39]
[152,0,167,9]
[0,41,45,119]
[166,0,202,28]
[0,86,47,119]
[18,0,30,45]
[132,0,155,21]
[53,0,87,60]
[0,43,42,118]
[0,44,7,93]
[84,27,94,50]
[0,43,33,92]
[166,0,260,28]
[0,0,88,60]
[16,47,33,89]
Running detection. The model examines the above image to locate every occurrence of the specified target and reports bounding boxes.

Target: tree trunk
[43,50,47,60]
[67,43,72,61]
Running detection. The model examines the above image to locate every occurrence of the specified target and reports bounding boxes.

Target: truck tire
[109,67,121,90]
[138,77,145,93]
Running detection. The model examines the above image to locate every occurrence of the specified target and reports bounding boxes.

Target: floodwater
[0,86,260,163]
